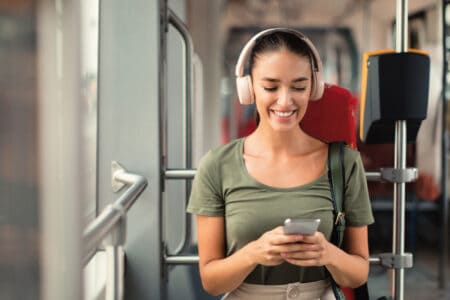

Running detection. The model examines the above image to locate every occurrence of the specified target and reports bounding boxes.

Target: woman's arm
[281,226,369,288]
[197,215,304,295]
[196,215,255,295]
[324,226,370,287]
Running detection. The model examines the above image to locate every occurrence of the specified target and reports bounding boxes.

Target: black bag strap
[327,142,370,300]
[327,142,347,300]
[328,142,346,248]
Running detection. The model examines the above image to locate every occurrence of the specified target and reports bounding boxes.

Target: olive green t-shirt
[187,138,374,285]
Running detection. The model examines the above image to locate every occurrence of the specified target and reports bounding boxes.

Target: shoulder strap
[327,141,346,248]
[327,142,347,300]
[328,143,371,300]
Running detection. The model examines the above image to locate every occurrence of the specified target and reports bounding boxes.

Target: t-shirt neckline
[237,138,328,192]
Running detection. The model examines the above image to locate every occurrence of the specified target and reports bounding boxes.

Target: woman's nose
[277,89,293,106]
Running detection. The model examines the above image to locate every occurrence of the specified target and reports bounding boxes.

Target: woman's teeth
[273,110,294,117]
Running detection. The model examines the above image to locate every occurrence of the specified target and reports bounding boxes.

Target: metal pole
[104,216,126,300]
[439,0,448,289]
[105,245,125,300]
[164,169,196,179]
[165,255,199,265]
[392,122,407,300]
[167,9,195,255]
[365,171,382,181]
[159,2,169,299]
[393,0,408,299]
[165,169,383,181]
[168,9,193,171]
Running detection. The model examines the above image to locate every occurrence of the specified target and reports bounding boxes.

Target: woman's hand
[279,231,335,267]
[244,226,304,266]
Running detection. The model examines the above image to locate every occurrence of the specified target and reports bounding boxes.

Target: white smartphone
[283,218,321,235]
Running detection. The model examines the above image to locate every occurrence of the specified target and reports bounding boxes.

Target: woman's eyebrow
[292,77,308,83]
[261,77,280,82]
[261,77,309,83]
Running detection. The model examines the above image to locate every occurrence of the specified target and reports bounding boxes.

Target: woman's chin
[268,121,299,132]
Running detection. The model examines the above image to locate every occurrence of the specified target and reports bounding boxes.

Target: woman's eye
[292,87,306,91]
[263,87,277,92]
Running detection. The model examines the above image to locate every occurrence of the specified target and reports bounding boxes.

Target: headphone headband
[235,28,321,76]
[235,28,324,103]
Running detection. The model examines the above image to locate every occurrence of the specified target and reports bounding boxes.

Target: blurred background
[0,0,449,299]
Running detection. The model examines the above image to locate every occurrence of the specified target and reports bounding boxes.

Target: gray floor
[368,248,450,299]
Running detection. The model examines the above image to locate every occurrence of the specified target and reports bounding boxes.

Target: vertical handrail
[393,0,408,299]
[167,9,194,255]
[440,0,448,289]
[104,217,126,300]
[105,245,125,300]
[168,9,193,166]
[159,1,169,297]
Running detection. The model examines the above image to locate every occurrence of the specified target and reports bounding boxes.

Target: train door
[94,1,163,299]
[92,0,210,299]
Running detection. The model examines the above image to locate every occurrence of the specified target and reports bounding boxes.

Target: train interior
[1,0,450,299]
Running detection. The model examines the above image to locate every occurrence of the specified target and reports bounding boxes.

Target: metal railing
[163,169,392,266]
[392,1,409,298]
[164,8,196,257]
[83,161,148,300]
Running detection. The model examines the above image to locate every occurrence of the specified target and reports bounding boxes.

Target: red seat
[301,83,357,150]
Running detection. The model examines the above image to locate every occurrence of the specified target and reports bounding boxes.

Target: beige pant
[221,279,335,300]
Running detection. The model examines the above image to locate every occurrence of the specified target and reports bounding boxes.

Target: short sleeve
[343,149,375,226]
[187,150,224,216]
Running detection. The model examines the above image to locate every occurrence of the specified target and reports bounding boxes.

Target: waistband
[222,278,333,300]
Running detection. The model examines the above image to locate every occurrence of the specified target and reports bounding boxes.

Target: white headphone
[235,28,324,105]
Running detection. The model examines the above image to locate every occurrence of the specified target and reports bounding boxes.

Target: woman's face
[252,48,312,132]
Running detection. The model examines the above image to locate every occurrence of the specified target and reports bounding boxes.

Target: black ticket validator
[360,50,430,144]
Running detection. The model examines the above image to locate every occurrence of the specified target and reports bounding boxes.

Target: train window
[80,0,99,222]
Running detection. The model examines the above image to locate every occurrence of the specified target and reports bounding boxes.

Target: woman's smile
[270,109,298,123]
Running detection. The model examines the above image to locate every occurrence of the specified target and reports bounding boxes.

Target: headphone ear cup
[236,75,254,105]
[310,70,324,101]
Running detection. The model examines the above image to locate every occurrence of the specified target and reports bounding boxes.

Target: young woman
[187,28,374,300]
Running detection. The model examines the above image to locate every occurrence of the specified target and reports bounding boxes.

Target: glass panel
[80,0,99,223]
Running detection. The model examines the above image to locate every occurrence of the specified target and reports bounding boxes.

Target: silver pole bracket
[112,161,126,192]
[378,252,413,269]
[380,167,418,183]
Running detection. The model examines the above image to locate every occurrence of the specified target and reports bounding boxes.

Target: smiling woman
[251,48,311,132]
[187,28,374,300]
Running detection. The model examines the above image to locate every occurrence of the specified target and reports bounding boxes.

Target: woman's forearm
[200,243,257,295]
[325,244,369,288]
